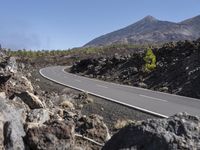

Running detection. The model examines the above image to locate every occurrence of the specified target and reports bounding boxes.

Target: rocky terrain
[71,38,200,99]
[103,112,200,150]
[1,39,200,149]
[85,15,200,47]
[0,47,159,149]
[0,50,113,149]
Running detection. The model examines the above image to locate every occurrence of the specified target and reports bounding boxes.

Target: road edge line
[39,68,168,118]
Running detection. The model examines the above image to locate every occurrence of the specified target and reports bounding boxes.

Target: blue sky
[0,0,199,50]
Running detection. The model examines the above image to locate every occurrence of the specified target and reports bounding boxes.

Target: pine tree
[143,48,156,72]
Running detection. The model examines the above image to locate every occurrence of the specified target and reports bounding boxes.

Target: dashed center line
[139,94,168,102]
[96,84,108,88]
[75,79,81,82]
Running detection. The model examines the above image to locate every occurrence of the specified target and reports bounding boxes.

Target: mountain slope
[85,15,200,47]
[180,15,200,37]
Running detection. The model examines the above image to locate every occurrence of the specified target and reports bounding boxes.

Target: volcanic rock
[17,91,45,109]
[0,97,26,150]
[25,119,75,150]
[103,113,200,150]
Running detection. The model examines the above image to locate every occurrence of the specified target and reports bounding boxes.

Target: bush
[143,48,156,72]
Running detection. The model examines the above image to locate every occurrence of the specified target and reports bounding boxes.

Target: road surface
[40,66,200,118]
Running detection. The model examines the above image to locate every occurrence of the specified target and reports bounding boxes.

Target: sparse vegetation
[143,48,156,72]
[59,100,74,109]
[6,43,157,59]
[5,43,158,68]
[114,119,137,130]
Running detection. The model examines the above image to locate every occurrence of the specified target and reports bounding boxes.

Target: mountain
[84,15,200,47]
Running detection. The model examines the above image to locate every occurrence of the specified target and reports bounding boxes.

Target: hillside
[85,15,200,47]
[72,38,200,99]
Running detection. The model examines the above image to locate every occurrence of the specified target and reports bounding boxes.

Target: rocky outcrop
[76,114,110,143]
[17,91,45,109]
[0,97,26,150]
[0,54,29,149]
[25,120,75,150]
[103,113,200,150]
[0,52,111,149]
[6,75,34,96]
[0,55,33,97]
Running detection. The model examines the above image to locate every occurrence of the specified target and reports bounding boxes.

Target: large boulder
[25,119,75,150]
[103,113,200,150]
[0,97,26,150]
[76,114,110,143]
[17,91,45,109]
[6,75,34,96]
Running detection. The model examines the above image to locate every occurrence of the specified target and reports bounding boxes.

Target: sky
[0,0,199,50]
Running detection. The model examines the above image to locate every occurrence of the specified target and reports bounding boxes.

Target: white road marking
[75,79,81,82]
[96,84,108,88]
[40,68,168,118]
[61,67,200,103]
[139,94,168,102]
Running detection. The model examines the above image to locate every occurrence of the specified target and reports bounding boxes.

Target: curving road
[40,66,200,118]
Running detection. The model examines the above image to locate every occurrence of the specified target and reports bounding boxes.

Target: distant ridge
[84,15,200,47]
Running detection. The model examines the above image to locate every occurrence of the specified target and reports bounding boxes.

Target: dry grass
[114,119,137,130]
[60,100,74,109]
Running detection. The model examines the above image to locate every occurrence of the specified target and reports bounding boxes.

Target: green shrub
[143,48,156,72]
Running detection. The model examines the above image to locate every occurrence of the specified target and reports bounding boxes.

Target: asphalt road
[40,66,200,118]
